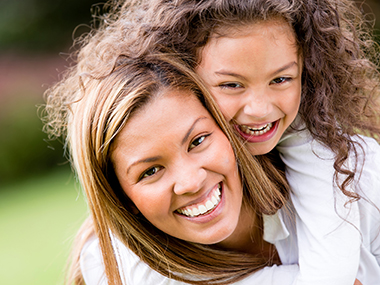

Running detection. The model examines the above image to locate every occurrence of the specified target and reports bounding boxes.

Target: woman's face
[111,90,244,246]
[196,19,302,155]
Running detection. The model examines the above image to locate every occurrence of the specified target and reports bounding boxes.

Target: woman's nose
[173,164,207,196]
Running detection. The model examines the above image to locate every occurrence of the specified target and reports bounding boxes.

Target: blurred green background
[0,0,99,284]
[0,0,379,284]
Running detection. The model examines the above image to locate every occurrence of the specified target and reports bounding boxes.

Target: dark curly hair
[108,0,380,199]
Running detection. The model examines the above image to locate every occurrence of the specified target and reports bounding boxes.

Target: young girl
[98,0,380,283]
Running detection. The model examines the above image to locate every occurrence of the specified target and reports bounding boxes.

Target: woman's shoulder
[80,235,107,284]
[80,233,187,285]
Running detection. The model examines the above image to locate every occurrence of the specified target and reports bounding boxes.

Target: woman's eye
[189,135,208,150]
[219,82,243,89]
[140,166,162,180]
[271,77,291,84]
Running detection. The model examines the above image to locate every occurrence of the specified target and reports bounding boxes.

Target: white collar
[263,210,290,244]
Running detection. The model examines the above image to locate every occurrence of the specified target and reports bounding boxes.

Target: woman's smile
[111,90,247,246]
[176,182,222,218]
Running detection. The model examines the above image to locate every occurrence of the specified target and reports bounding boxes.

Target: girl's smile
[197,19,302,155]
[111,90,252,247]
[234,120,279,143]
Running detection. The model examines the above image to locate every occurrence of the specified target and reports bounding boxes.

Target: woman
[44,52,294,284]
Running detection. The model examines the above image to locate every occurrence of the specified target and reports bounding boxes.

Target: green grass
[0,168,88,285]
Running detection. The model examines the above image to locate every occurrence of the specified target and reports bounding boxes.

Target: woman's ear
[123,194,140,214]
[108,168,140,214]
[128,202,140,215]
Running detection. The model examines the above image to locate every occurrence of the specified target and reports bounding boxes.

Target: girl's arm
[276,129,361,285]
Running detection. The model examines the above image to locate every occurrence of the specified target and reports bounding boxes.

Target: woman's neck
[216,204,281,263]
[217,205,260,253]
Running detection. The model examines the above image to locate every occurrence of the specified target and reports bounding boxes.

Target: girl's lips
[235,120,279,143]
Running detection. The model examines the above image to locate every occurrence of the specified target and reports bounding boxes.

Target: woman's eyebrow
[181,116,208,145]
[127,156,162,174]
[126,116,208,174]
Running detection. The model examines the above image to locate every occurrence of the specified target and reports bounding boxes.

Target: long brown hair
[105,0,380,200]
[44,50,289,284]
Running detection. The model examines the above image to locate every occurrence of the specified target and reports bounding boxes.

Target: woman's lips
[176,183,222,218]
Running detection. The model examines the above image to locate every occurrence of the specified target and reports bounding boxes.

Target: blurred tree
[362,0,380,40]
[0,0,101,51]
[0,0,101,185]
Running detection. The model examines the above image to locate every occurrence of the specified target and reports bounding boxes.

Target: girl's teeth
[177,184,222,217]
[240,123,273,136]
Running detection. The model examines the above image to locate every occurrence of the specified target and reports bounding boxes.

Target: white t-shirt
[275,127,363,284]
[81,234,299,285]
[81,133,380,284]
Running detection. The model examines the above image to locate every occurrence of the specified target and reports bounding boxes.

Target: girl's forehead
[198,18,299,62]
[212,18,294,39]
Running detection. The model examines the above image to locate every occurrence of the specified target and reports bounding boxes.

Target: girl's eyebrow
[215,71,246,80]
[215,61,298,79]
[269,61,298,77]
[126,116,208,174]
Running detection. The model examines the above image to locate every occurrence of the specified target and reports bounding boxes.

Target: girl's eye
[139,166,163,181]
[271,77,291,84]
[219,82,243,89]
[189,134,209,150]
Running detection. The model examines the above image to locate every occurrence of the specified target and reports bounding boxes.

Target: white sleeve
[277,130,361,285]
[80,235,300,285]
[80,235,185,285]
[80,235,107,285]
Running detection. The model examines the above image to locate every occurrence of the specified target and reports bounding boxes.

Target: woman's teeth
[240,123,273,136]
[177,184,221,217]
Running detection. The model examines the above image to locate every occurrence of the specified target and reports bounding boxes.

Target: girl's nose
[243,91,273,119]
[173,165,207,196]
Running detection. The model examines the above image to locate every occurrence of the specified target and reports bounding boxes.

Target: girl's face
[196,19,302,155]
[111,90,245,247]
